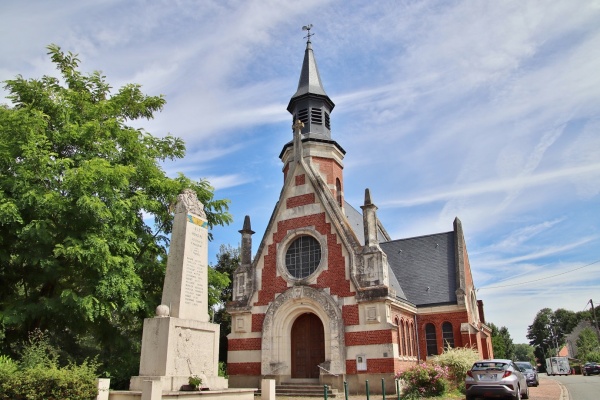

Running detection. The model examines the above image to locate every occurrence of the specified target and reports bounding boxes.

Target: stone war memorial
[109,189,255,400]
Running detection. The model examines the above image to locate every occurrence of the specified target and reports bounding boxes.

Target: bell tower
[280,25,346,208]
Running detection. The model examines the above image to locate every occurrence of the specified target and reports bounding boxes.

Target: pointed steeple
[286,25,335,141]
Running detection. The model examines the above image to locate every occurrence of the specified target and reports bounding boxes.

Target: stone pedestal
[130,316,227,391]
[129,190,227,393]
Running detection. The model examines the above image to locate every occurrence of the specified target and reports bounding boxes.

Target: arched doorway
[291,313,324,378]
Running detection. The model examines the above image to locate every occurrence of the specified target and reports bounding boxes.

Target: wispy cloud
[380,163,600,208]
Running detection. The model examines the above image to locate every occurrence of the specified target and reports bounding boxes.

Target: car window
[472,362,508,371]
[516,362,533,371]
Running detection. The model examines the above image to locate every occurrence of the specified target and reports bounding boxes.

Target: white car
[465,359,529,400]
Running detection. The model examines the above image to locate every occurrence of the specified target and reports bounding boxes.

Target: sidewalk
[277,377,568,400]
[529,377,568,400]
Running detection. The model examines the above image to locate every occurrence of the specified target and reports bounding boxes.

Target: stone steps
[256,381,339,398]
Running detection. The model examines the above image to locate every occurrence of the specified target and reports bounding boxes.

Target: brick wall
[228,362,261,376]
[252,314,265,332]
[286,193,315,208]
[254,212,354,307]
[228,338,262,351]
[346,357,395,374]
[346,329,394,346]
[417,310,470,358]
[343,304,359,325]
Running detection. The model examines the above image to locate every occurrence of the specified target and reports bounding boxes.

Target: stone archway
[261,286,345,376]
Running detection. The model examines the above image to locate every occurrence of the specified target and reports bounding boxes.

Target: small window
[442,322,454,348]
[335,178,342,207]
[425,323,438,356]
[324,112,330,129]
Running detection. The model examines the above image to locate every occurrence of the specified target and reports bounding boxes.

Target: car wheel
[512,384,522,400]
[523,384,529,399]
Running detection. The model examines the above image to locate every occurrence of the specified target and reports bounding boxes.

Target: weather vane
[302,24,314,43]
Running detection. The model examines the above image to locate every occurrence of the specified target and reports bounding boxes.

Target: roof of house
[381,232,457,306]
[344,200,458,306]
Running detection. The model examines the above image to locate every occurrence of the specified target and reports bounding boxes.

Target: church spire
[286,25,335,141]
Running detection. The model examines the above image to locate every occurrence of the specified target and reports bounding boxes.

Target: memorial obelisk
[130,189,227,392]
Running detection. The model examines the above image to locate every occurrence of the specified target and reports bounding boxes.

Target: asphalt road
[546,373,600,400]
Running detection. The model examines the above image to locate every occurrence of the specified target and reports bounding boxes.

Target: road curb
[556,379,570,400]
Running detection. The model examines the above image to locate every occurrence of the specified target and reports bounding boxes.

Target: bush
[0,330,99,400]
[18,329,59,370]
[397,362,450,398]
[434,346,480,391]
[0,355,18,376]
[0,362,98,400]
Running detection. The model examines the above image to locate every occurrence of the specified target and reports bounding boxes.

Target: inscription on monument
[183,217,206,308]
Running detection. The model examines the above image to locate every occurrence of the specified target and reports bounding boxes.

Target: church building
[226,33,493,393]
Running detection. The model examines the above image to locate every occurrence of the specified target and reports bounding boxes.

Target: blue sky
[1,0,599,344]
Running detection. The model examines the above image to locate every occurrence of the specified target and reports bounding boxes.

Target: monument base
[129,375,228,392]
[130,316,226,392]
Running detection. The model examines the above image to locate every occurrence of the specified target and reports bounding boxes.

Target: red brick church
[226,34,493,393]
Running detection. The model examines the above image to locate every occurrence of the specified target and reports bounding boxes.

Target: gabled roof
[381,232,457,306]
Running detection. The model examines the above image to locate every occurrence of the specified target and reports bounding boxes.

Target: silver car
[465,359,529,400]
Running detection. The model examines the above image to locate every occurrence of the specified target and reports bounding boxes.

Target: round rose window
[285,235,321,278]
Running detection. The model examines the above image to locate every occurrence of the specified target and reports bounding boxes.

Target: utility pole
[589,299,600,340]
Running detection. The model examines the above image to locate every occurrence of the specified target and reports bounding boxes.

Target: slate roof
[380,232,457,307]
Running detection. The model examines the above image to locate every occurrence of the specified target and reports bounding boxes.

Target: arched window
[395,317,401,357]
[442,322,455,348]
[335,178,342,207]
[408,321,415,357]
[425,323,438,356]
[401,322,407,356]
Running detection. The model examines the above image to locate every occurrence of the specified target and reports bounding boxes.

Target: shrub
[0,330,99,400]
[434,346,480,390]
[0,362,98,400]
[218,361,228,378]
[0,355,18,376]
[18,329,59,370]
[397,362,450,398]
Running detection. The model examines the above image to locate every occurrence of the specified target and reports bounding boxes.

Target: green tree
[0,45,232,386]
[576,327,600,362]
[527,308,556,363]
[490,323,514,359]
[514,343,535,364]
[527,307,582,365]
[210,244,240,364]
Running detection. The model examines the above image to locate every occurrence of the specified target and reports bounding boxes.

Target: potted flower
[188,375,202,391]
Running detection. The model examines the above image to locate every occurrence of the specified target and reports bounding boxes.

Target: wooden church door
[291,313,325,378]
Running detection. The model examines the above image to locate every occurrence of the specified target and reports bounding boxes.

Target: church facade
[226,36,493,393]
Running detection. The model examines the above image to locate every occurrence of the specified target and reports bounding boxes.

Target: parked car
[465,359,529,400]
[515,361,539,387]
[583,362,600,376]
